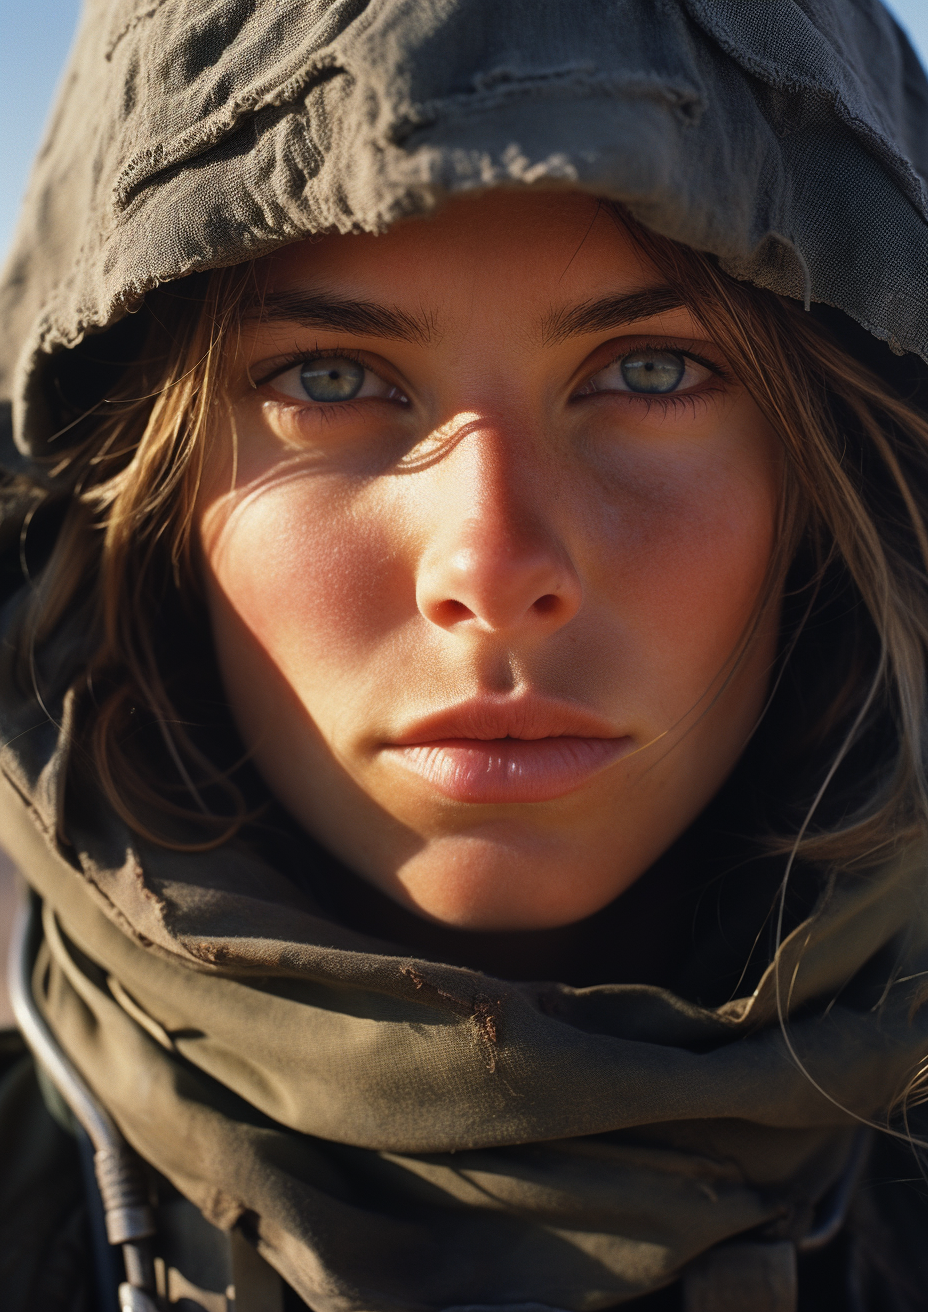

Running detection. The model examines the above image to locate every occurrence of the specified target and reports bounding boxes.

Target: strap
[10,889,285,1312]
[231,1230,286,1312]
[118,1289,159,1312]
[683,1241,797,1312]
[151,1198,285,1311]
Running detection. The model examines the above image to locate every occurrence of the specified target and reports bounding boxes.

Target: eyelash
[255,346,366,389]
[575,341,731,415]
[255,341,733,421]
[254,346,407,425]
[254,346,414,427]
[616,342,730,380]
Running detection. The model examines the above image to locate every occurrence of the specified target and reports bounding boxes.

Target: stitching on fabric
[189,939,235,966]
[790,238,813,311]
[0,765,178,957]
[388,75,705,146]
[471,62,598,92]
[113,52,342,211]
[403,965,501,1072]
[105,0,171,63]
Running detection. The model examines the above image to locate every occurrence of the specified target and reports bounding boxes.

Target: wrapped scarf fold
[2,689,928,1309]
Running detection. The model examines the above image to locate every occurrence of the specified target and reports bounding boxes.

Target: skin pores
[196,191,783,931]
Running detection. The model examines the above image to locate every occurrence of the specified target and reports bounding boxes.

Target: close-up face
[196,191,783,931]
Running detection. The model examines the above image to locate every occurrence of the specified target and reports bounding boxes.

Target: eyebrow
[248,290,435,345]
[248,284,687,349]
[539,286,688,345]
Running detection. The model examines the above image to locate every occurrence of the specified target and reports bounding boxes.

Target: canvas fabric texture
[2,671,928,1310]
[3,0,928,452]
[3,0,928,1309]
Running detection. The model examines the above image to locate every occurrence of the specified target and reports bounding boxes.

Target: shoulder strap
[9,888,285,1312]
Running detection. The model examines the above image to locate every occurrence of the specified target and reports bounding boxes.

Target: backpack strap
[9,887,284,1312]
[684,1241,797,1312]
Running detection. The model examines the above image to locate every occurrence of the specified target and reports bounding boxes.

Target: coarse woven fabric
[1,660,928,1312]
[3,1,928,1309]
[2,0,928,455]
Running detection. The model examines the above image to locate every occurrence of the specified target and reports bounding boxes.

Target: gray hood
[5,6,928,1310]
[2,0,928,458]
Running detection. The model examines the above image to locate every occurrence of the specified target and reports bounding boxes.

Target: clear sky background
[2,0,928,264]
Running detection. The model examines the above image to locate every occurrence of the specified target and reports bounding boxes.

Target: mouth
[382,698,634,804]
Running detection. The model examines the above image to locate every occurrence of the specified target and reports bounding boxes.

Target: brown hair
[16,218,928,876]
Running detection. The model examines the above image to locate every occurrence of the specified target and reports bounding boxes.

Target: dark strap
[683,1241,797,1312]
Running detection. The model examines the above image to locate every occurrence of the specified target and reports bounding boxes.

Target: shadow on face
[197,190,783,931]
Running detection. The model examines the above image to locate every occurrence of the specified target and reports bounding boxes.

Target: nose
[414,423,583,636]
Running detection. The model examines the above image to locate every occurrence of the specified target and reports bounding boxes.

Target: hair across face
[24,189,928,933]
[194,192,783,929]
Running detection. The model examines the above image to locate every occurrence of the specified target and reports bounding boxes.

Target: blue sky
[2,0,928,262]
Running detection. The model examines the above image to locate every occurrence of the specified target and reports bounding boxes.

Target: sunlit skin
[196,191,783,931]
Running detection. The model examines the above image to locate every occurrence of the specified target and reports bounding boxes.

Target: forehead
[260,191,660,315]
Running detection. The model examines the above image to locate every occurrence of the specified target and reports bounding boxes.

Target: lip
[382,697,633,803]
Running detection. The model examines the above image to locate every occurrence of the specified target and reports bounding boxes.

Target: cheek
[641,484,772,631]
[198,408,781,743]
[589,432,779,694]
[200,480,404,684]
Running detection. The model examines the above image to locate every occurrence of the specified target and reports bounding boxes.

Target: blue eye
[579,348,709,400]
[300,358,365,402]
[620,351,685,394]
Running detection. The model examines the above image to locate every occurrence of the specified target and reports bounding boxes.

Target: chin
[384,830,638,931]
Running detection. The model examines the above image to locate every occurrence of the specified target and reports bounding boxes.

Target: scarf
[3,685,928,1310]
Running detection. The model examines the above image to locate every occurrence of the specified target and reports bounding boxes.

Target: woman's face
[197,192,782,930]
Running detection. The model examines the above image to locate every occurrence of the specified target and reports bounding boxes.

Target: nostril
[532,594,560,616]
[435,598,473,624]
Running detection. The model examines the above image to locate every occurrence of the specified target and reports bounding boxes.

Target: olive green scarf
[3,689,928,1310]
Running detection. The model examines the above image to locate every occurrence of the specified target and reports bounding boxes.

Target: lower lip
[384,736,634,803]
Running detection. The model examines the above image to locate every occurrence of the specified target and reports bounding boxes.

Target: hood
[6,5,928,1311]
[2,0,928,458]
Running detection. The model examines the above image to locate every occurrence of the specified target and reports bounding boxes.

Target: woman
[2,2,928,1309]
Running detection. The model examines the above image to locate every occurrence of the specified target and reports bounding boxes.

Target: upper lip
[387,696,625,745]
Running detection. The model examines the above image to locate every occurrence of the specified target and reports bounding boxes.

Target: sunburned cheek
[201,482,404,678]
